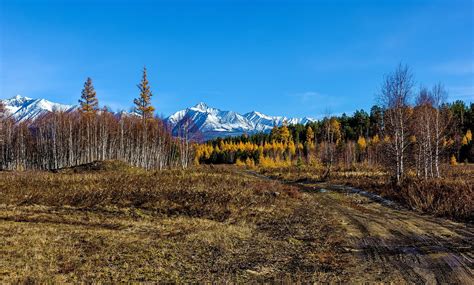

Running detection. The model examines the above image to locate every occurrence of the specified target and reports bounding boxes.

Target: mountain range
[167,102,316,139]
[1,95,76,122]
[1,95,316,140]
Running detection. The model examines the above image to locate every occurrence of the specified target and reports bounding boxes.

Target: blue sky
[1,0,473,118]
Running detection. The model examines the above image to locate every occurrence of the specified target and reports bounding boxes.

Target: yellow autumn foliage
[372,134,380,144]
[357,136,367,150]
[465,129,472,143]
[245,157,255,168]
[450,155,457,166]
[306,126,314,146]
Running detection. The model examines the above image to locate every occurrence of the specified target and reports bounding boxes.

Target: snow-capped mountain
[1,96,316,140]
[166,102,316,140]
[1,95,76,122]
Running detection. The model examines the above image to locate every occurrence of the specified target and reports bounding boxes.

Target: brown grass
[0,164,347,283]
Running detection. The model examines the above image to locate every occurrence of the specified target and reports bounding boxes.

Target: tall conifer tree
[134,67,155,121]
[79,77,99,114]
[306,126,314,146]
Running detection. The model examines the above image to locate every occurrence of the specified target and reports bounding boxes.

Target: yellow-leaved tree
[357,136,367,162]
[357,136,367,151]
[79,77,99,115]
[466,129,472,143]
[134,67,155,121]
[279,124,291,144]
[450,155,457,165]
[306,126,314,146]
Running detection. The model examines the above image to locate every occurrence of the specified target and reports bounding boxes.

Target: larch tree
[306,126,315,146]
[78,77,99,162]
[134,67,155,121]
[357,136,367,162]
[279,123,291,144]
[79,77,99,114]
[133,67,155,168]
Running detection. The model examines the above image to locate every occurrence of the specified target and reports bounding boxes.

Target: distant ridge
[1,96,316,140]
[165,102,316,140]
[1,95,75,122]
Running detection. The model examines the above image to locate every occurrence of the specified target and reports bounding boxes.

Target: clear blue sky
[1,0,473,118]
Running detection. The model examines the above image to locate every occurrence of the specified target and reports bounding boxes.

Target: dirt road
[246,171,474,284]
[304,181,473,284]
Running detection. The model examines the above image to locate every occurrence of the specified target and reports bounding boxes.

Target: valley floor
[0,165,472,283]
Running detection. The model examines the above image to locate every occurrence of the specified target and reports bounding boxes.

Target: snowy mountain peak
[5,95,33,107]
[14,94,31,100]
[1,95,76,122]
[166,102,317,140]
[243,110,273,121]
[192,102,211,111]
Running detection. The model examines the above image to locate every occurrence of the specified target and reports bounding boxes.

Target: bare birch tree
[379,64,414,184]
[431,83,449,177]
[414,87,435,179]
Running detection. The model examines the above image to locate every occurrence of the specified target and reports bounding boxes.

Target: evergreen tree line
[197,65,473,183]
[0,68,192,170]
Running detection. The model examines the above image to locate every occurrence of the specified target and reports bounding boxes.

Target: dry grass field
[1,162,472,283]
[0,162,351,283]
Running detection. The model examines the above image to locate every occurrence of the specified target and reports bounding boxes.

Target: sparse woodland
[0,68,192,170]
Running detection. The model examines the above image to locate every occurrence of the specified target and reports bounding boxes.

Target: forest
[197,65,473,183]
